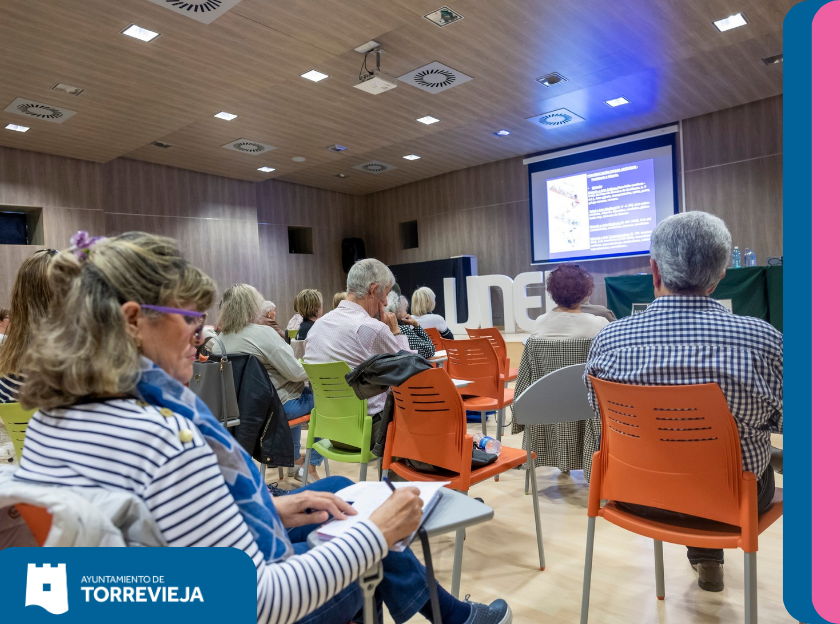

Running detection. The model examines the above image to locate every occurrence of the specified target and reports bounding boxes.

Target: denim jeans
[283,387,323,466]
[286,477,432,624]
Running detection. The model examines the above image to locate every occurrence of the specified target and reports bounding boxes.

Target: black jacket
[345,352,432,456]
[209,353,294,467]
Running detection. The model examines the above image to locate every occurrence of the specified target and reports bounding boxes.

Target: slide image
[547,173,590,253]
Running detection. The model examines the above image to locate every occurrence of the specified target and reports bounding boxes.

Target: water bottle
[731,246,741,268]
[473,433,501,455]
[744,248,757,267]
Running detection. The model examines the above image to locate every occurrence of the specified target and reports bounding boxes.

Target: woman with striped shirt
[14,232,512,624]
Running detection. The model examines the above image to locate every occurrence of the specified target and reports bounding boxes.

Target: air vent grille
[526,108,585,128]
[4,98,76,124]
[398,61,473,94]
[424,6,463,27]
[222,138,277,155]
[151,141,173,149]
[144,0,242,24]
[353,161,395,174]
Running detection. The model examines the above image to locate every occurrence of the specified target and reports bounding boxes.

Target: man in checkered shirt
[584,211,782,593]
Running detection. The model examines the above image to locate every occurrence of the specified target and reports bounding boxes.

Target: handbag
[189,336,240,427]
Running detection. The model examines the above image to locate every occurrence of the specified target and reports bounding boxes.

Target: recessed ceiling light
[417,116,440,125]
[291,156,306,162]
[300,70,329,82]
[51,83,84,96]
[713,13,747,32]
[536,72,568,87]
[335,173,350,178]
[327,144,348,152]
[605,97,631,107]
[5,124,29,133]
[493,129,511,137]
[121,24,160,42]
[762,53,783,65]
[214,111,238,121]
[403,154,421,160]
[257,166,275,173]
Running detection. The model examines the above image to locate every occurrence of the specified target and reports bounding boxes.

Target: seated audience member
[15,232,510,624]
[333,290,346,309]
[584,211,783,593]
[386,292,435,359]
[261,300,286,338]
[411,286,454,340]
[214,284,323,481]
[531,264,609,340]
[580,299,617,322]
[286,299,303,333]
[306,259,410,446]
[0,308,9,344]
[295,289,323,340]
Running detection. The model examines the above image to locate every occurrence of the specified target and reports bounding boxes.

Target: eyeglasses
[140,305,207,339]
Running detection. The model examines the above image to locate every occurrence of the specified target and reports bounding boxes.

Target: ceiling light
[403,154,421,160]
[713,13,747,32]
[536,72,568,87]
[214,111,237,121]
[257,167,275,173]
[5,124,29,133]
[51,83,84,96]
[493,129,511,136]
[335,173,350,178]
[300,70,329,82]
[291,156,306,162]
[327,144,348,152]
[762,53,783,65]
[417,116,440,125]
[121,24,160,42]
[605,97,631,107]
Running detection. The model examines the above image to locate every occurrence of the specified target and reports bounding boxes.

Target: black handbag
[189,337,240,427]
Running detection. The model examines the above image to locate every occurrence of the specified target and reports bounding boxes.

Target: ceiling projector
[354,69,398,95]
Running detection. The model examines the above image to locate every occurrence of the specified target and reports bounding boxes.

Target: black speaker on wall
[341,238,367,272]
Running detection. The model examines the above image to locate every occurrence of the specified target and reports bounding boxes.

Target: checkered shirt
[398,324,435,359]
[583,295,783,475]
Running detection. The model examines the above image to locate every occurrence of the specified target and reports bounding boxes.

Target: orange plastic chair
[466,327,518,385]
[424,327,445,352]
[384,367,542,597]
[16,503,53,546]
[580,378,783,624]
[444,337,514,444]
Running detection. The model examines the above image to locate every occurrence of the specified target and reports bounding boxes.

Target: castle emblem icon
[25,563,69,614]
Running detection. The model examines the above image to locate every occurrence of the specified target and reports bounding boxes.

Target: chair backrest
[16,503,52,546]
[443,337,502,401]
[588,377,744,526]
[0,403,36,459]
[466,327,508,365]
[514,363,593,425]
[386,368,472,486]
[287,329,298,340]
[302,361,369,448]
[291,339,307,360]
[424,327,445,351]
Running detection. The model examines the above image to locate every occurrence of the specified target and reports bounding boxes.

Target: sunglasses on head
[140,305,207,339]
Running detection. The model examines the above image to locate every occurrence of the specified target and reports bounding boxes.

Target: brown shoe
[691,561,724,592]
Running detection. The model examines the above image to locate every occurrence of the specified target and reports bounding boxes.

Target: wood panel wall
[360,95,783,322]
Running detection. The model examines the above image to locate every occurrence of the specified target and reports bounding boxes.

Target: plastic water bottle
[744,248,757,267]
[473,434,501,455]
[731,246,741,268]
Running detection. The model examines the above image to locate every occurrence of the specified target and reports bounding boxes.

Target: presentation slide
[529,134,678,264]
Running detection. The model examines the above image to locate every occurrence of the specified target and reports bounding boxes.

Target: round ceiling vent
[144,0,241,24]
[527,107,585,129]
[168,1,223,11]
[398,61,472,94]
[233,141,264,153]
[414,68,457,88]
[16,102,64,120]
[539,112,574,126]
[353,160,395,174]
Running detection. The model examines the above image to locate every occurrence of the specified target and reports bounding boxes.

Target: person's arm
[262,329,308,383]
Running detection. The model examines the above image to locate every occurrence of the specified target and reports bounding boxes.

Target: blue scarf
[135,357,292,562]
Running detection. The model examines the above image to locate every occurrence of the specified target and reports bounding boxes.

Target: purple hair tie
[70,230,106,260]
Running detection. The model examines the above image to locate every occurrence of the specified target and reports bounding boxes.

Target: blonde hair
[219,284,264,334]
[0,249,57,376]
[18,233,215,410]
[333,291,346,308]
[411,287,436,316]
[295,289,322,320]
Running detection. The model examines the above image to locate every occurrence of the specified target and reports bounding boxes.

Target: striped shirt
[14,399,388,624]
[0,375,23,404]
[583,296,783,475]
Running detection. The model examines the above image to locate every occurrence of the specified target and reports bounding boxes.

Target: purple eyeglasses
[140,305,207,339]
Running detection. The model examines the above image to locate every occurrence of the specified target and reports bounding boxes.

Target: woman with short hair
[261,300,286,338]
[410,286,454,340]
[386,292,435,359]
[332,291,346,309]
[531,264,608,340]
[294,289,322,340]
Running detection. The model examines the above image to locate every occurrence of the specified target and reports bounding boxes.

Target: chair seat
[288,414,310,427]
[462,388,515,412]
[599,488,783,551]
[313,439,369,463]
[389,447,533,488]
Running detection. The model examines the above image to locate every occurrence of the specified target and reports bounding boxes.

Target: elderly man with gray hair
[584,211,783,593]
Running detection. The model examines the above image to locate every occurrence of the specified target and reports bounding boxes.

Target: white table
[429,350,448,367]
[451,379,472,389]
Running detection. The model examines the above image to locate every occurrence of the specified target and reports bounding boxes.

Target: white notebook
[316,481,448,551]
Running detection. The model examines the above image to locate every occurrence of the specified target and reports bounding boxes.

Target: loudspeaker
[341,238,367,272]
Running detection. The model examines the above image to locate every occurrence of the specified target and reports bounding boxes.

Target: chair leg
[323,458,330,477]
[654,540,665,600]
[360,461,368,482]
[524,427,531,495]
[530,450,546,571]
[451,526,466,599]
[744,551,757,624]
[496,405,504,440]
[481,412,487,436]
[579,517,596,624]
[260,462,266,480]
[377,457,383,480]
[302,449,311,486]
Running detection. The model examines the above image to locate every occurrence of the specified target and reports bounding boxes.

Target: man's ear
[650,258,662,290]
[121,302,142,339]
[368,283,379,298]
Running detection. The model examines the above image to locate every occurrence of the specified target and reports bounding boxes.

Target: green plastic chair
[287,329,298,340]
[0,402,36,460]
[301,361,374,484]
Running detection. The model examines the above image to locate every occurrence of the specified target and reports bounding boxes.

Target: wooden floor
[269,428,788,624]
